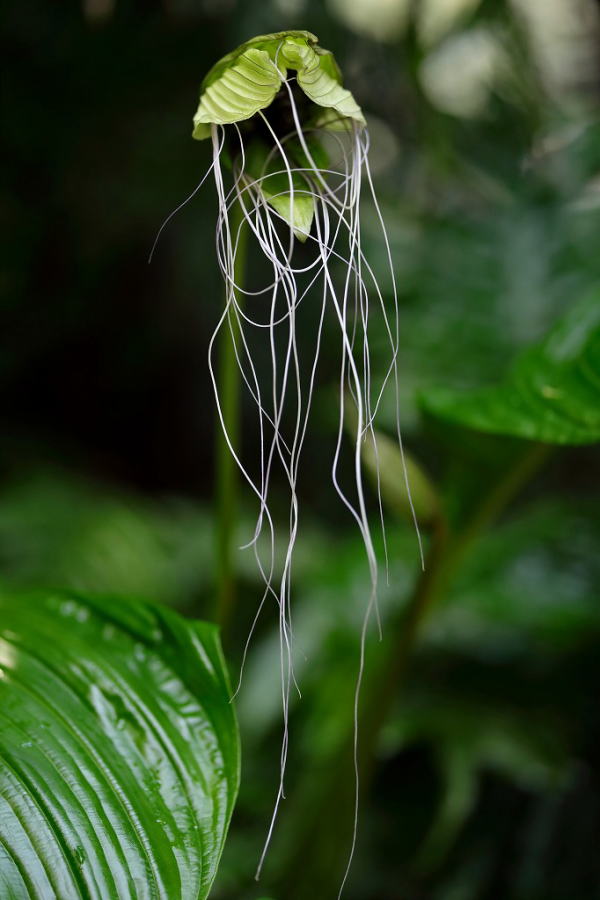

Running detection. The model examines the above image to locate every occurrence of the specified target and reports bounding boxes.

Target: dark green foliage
[421,290,600,444]
[2,1,600,899]
[0,590,239,899]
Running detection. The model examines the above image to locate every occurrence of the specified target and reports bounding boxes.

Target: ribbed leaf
[192,31,364,140]
[0,590,239,900]
[281,40,365,126]
[199,31,318,93]
[420,291,600,445]
[193,48,282,139]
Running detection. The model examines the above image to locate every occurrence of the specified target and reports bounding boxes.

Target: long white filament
[150,68,422,895]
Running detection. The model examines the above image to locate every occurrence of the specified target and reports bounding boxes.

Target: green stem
[214,200,248,635]
[448,441,551,577]
[360,440,551,765]
[361,514,449,750]
[279,441,552,898]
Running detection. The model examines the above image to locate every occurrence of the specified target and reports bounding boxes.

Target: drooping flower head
[193,30,365,138]
[192,30,365,239]
[163,31,420,894]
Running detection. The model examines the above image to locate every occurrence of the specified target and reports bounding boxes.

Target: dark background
[3,1,600,898]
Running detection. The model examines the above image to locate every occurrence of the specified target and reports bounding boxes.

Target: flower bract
[192,31,365,240]
[192,30,365,140]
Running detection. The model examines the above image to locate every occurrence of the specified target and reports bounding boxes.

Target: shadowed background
[2,1,600,898]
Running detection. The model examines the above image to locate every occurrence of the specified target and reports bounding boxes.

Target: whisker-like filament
[207,109,414,882]
[164,33,422,894]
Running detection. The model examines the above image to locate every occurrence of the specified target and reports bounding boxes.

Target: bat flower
[155,29,420,895]
[192,30,365,239]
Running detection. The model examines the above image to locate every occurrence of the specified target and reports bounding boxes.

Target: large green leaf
[420,290,600,444]
[0,590,239,899]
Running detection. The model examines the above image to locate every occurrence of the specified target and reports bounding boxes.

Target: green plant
[187,29,426,887]
[0,589,239,899]
[269,289,600,898]
[2,14,600,900]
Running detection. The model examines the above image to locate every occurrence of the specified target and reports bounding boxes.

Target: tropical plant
[2,8,599,900]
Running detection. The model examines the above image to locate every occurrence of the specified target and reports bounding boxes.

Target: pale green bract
[192,30,365,140]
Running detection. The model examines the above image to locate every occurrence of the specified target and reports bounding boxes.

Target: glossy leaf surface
[0,590,239,899]
[420,291,600,445]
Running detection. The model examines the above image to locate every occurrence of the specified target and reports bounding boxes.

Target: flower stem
[215,200,248,636]
[359,440,551,777]
[278,441,551,898]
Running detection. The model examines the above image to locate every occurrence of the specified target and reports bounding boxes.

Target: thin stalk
[279,441,551,898]
[359,440,551,771]
[215,200,248,635]
[359,513,449,749]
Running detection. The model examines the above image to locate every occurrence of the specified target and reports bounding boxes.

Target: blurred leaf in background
[0,470,213,610]
[2,0,600,898]
[421,288,600,444]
